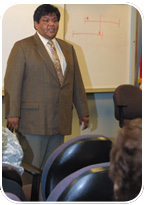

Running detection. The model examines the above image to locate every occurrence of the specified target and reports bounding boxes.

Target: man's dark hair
[33,4,61,23]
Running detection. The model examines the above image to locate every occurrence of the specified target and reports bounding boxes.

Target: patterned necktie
[48,41,64,86]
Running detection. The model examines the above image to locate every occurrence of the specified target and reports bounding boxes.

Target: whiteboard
[64,5,135,91]
[2,4,64,89]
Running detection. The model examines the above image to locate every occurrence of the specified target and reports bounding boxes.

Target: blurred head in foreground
[109,118,142,201]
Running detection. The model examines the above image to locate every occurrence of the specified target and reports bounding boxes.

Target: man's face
[34,13,59,40]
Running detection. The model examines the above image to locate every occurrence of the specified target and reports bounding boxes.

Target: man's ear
[34,21,38,30]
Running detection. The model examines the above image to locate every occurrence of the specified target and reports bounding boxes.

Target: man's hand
[79,116,89,130]
[7,117,20,132]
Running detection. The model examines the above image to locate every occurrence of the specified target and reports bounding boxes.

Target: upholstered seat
[47,162,114,201]
[113,84,142,127]
[41,134,112,200]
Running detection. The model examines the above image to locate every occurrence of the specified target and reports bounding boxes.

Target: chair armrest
[116,104,127,108]
[21,162,42,176]
[21,162,42,201]
[116,105,127,128]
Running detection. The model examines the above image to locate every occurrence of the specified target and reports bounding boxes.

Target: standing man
[4,4,89,169]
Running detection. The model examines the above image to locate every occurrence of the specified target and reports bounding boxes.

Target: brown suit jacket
[4,33,89,135]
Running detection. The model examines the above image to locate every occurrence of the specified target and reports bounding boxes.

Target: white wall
[65,93,120,142]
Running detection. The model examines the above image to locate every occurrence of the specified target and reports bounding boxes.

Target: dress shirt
[37,32,67,75]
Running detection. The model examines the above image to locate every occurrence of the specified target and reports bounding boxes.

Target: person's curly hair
[109,118,142,201]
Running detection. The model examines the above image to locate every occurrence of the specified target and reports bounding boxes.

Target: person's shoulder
[15,34,35,47]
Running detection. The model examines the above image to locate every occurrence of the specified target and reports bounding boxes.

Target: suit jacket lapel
[33,33,59,84]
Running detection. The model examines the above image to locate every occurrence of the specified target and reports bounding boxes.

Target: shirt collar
[37,31,56,46]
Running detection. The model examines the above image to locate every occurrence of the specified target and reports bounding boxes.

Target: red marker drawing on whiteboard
[73,15,120,39]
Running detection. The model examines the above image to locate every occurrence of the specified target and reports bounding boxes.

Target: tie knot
[48,40,54,48]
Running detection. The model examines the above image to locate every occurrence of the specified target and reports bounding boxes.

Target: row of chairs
[2,84,142,201]
[3,135,114,201]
